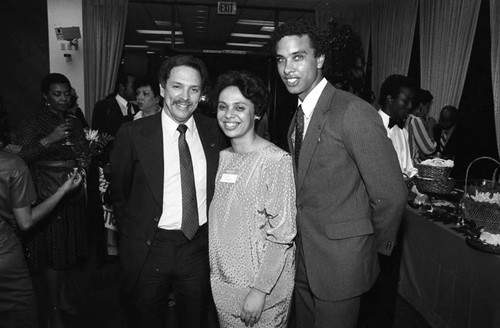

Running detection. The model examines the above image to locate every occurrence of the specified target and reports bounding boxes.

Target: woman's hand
[240,288,266,327]
[47,121,72,143]
[59,171,82,194]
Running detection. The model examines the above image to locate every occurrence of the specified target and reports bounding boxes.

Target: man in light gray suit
[271,20,407,328]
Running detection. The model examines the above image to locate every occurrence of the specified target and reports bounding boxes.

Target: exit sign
[217,1,237,15]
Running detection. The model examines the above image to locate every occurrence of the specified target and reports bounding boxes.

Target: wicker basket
[416,163,452,180]
[462,157,500,233]
[416,177,455,195]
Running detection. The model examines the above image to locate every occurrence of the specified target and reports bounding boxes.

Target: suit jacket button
[153,216,159,222]
[146,240,151,246]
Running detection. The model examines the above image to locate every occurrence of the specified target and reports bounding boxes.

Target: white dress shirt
[115,94,129,116]
[379,110,416,177]
[158,110,207,229]
[298,78,328,138]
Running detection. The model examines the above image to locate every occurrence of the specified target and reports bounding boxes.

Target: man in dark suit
[110,55,224,328]
[433,105,473,179]
[92,73,137,136]
[89,74,138,261]
[271,20,407,327]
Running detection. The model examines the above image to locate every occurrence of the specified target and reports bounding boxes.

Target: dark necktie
[440,130,448,151]
[177,124,199,240]
[126,102,134,119]
[388,117,405,129]
[294,105,304,167]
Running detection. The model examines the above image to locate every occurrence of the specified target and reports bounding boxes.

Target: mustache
[174,99,192,106]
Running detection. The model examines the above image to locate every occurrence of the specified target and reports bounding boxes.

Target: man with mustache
[271,20,407,327]
[110,55,225,328]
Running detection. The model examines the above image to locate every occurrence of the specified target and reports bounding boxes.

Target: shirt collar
[161,109,196,138]
[115,94,128,108]
[298,78,328,119]
[378,110,393,130]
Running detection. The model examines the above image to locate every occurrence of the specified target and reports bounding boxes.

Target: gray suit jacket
[288,82,407,301]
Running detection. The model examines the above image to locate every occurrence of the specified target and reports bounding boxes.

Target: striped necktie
[440,130,448,151]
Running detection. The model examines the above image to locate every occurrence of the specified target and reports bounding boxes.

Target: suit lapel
[296,84,335,193]
[287,111,297,176]
[134,115,164,207]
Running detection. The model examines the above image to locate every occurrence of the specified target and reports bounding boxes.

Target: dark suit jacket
[109,112,223,291]
[91,97,137,165]
[288,82,407,301]
[433,124,474,179]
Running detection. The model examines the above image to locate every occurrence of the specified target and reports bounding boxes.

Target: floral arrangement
[470,190,500,206]
[72,129,113,169]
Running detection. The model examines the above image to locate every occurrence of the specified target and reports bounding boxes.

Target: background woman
[133,75,162,120]
[0,105,82,328]
[15,73,87,327]
[209,71,296,327]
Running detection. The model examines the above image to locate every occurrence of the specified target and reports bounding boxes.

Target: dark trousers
[358,228,404,328]
[129,225,210,328]
[295,238,361,328]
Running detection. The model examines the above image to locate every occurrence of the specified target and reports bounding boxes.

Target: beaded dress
[209,144,296,327]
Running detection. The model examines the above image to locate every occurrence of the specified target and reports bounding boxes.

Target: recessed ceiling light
[137,30,183,35]
[260,26,275,32]
[237,19,274,26]
[249,41,268,45]
[146,40,185,44]
[125,45,149,49]
[154,21,181,27]
[226,42,263,48]
[230,33,271,39]
[147,51,156,54]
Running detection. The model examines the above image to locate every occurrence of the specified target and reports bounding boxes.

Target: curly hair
[378,74,416,107]
[270,19,330,60]
[212,71,269,118]
[136,75,160,97]
[158,55,209,92]
[41,73,71,95]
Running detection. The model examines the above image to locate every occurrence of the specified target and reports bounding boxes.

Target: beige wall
[47,0,85,113]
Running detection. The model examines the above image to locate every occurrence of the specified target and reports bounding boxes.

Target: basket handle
[464,156,500,195]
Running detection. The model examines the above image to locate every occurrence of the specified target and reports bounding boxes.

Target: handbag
[31,160,82,202]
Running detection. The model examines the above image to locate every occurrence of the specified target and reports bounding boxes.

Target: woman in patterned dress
[209,71,296,327]
[16,73,87,327]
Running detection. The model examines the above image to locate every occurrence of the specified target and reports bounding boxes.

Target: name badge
[220,173,238,183]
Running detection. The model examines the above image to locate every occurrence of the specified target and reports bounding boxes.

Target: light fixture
[249,41,268,45]
[154,20,181,28]
[125,45,149,49]
[226,42,263,48]
[230,33,271,39]
[260,26,275,32]
[137,30,183,35]
[237,19,275,26]
[146,40,185,44]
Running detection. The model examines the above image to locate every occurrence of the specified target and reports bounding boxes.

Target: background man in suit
[90,73,138,260]
[110,55,224,328]
[433,105,474,179]
[92,73,138,162]
[271,20,407,328]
